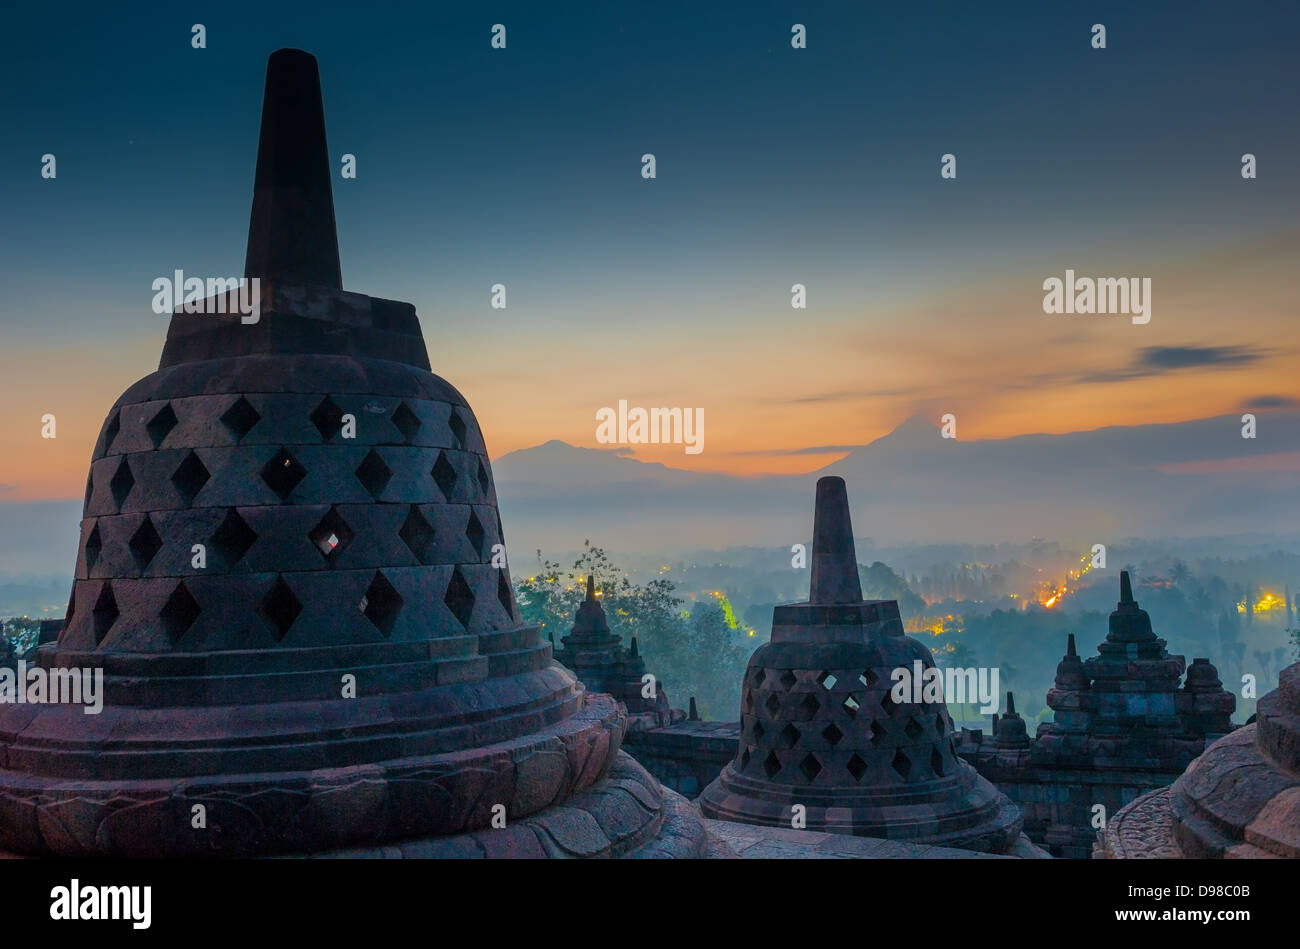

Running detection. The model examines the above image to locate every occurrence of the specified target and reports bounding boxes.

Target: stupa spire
[809,476,863,604]
[1119,570,1135,607]
[244,48,342,289]
[1106,570,1156,643]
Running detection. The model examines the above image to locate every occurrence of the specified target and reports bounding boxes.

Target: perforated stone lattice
[67,391,514,650]
[736,664,961,786]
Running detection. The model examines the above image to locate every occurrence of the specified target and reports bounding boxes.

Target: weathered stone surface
[1099,661,1300,860]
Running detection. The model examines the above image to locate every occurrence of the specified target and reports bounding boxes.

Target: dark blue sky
[5,1,1295,311]
[2,0,1297,495]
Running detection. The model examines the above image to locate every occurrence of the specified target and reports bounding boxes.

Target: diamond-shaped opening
[102,410,121,452]
[220,396,261,441]
[444,566,475,629]
[84,521,102,570]
[799,753,822,782]
[109,457,135,510]
[800,693,820,719]
[870,719,888,747]
[448,407,467,449]
[355,449,392,498]
[160,581,201,643]
[880,690,896,713]
[765,693,781,718]
[497,570,514,619]
[891,749,910,780]
[779,669,797,690]
[842,694,860,717]
[935,712,946,734]
[146,402,178,449]
[859,669,877,687]
[465,509,486,557]
[476,458,490,496]
[391,401,421,443]
[398,505,434,562]
[905,717,924,741]
[360,571,403,637]
[310,396,345,441]
[763,750,781,779]
[740,748,751,770]
[128,516,164,570]
[931,746,946,778]
[212,508,257,566]
[846,753,868,782]
[752,719,766,741]
[817,671,838,690]
[262,448,307,501]
[309,506,355,562]
[822,722,844,746]
[753,668,766,689]
[92,582,119,644]
[780,722,800,747]
[258,575,302,641]
[171,450,211,506]
[431,450,457,499]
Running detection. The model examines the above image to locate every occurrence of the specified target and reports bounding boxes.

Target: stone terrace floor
[703,819,1049,859]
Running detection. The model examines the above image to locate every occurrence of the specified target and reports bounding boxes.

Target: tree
[859,561,925,617]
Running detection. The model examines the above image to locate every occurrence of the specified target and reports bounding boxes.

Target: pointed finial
[244,49,342,288]
[1005,691,1016,715]
[629,636,639,658]
[688,697,698,721]
[1119,570,1134,605]
[585,574,595,602]
[809,477,864,604]
[1066,633,1077,657]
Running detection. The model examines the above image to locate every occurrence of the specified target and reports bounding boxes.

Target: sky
[1,0,1298,502]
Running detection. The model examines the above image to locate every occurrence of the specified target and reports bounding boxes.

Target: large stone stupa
[0,49,709,859]
[698,476,1025,853]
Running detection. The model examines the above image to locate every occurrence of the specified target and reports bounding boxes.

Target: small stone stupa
[1035,572,1233,767]
[0,49,708,859]
[957,572,1236,857]
[698,476,1024,853]
[554,575,665,717]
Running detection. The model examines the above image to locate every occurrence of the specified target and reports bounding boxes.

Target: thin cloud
[1081,345,1265,383]
[730,444,868,457]
[1242,394,1300,409]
